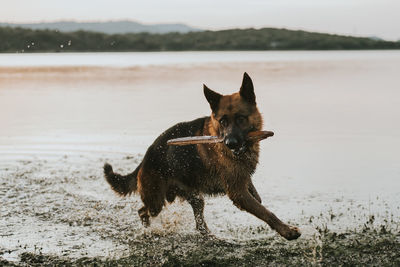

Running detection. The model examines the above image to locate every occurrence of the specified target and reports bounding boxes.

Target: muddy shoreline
[3,231,400,266]
[1,154,399,266]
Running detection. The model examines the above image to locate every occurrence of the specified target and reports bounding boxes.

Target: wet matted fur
[104,73,301,240]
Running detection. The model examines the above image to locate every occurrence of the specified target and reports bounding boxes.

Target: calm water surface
[1,50,400,67]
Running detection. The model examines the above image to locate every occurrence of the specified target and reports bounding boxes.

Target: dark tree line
[1,26,399,53]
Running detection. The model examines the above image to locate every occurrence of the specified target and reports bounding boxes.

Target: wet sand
[1,55,400,265]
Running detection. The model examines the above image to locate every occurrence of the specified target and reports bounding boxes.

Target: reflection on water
[1,50,400,67]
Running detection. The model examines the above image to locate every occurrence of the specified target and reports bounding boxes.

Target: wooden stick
[167,130,274,146]
[167,136,223,146]
[247,130,274,141]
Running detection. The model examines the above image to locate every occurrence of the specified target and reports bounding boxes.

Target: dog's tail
[103,162,141,196]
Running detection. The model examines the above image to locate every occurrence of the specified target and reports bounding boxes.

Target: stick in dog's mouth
[167,130,274,146]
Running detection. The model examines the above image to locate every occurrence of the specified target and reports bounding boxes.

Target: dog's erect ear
[203,84,222,112]
[240,72,256,105]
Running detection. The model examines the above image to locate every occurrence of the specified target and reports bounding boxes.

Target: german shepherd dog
[104,73,301,240]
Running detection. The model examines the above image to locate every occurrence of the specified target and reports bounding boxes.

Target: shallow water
[1,51,399,262]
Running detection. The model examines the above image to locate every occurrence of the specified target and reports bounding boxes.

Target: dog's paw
[281,225,301,240]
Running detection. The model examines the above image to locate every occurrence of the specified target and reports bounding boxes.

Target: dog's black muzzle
[224,136,239,150]
[224,134,247,156]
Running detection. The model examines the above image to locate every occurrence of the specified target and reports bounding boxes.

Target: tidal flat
[0,154,399,266]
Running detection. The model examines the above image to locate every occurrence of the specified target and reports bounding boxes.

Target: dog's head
[203,72,263,155]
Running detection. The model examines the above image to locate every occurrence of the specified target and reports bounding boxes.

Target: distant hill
[0,26,399,53]
[0,21,201,34]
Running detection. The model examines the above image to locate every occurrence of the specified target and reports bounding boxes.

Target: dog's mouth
[231,144,247,156]
[223,134,249,156]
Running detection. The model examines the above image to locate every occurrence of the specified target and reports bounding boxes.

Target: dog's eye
[236,115,247,125]
[219,118,228,127]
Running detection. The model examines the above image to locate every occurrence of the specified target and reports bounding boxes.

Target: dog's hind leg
[137,196,164,228]
[166,186,178,203]
[187,194,210,235]
[138,206,150,227]
[137,170,166,227]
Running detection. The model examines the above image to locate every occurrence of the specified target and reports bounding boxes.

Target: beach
[1,51,399,265]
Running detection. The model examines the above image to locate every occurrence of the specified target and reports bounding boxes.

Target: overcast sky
[2,0,399,40]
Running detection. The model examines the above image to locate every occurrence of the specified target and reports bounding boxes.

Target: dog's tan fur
[104,73,301,240]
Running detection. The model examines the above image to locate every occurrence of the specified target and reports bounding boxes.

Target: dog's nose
[224,137,239,149]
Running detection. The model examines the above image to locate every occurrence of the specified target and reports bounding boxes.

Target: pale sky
[2,0,399,40]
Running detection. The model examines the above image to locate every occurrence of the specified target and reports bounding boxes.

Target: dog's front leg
[187,194,210,235]
[227,189,301,240]
[248,180,262,203]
